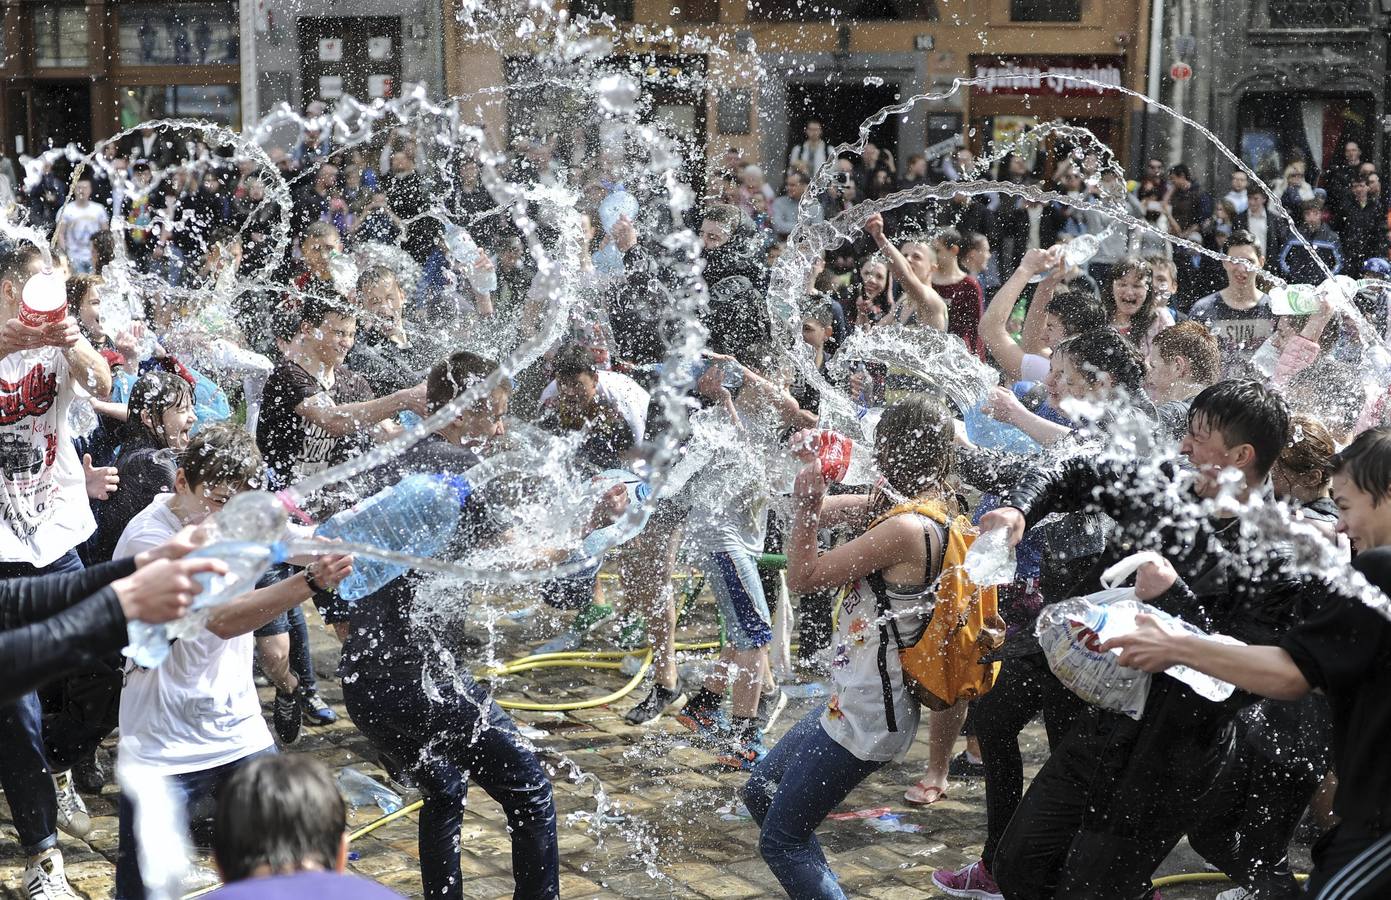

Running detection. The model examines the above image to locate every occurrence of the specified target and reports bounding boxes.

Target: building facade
[444,0,1155,182]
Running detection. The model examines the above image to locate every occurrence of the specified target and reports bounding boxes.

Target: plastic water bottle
[597,187,639,233]
[327,251,359,298]
[315,473,473,601]
[962,527,1018,586]
[1028,233,1102,284]
[445,225,498,294]
[123,491,290,668]
[19,268,66,326]
[336,766,403,814]
[1270,283,1318,316]
[580,469,651,558]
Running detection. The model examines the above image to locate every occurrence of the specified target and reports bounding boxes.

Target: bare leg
[922,701,970,792]
[620,515,683,690]
[726,648,765,718]
[256,633,299,695]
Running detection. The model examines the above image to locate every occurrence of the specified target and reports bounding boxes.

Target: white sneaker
[24,848,79,900]
[1215,889,1252,900]
[52,770,92,838]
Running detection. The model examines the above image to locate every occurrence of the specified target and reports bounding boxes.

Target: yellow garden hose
[482,639,722,712]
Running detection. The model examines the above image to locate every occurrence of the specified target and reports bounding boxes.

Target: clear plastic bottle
[1027,231,1103,284]
[315,473,473,601]
[579,470,652,558]
[326,251,360,298]
[336,766,404,814]
[445,225,498,294]
[123,491,290,668]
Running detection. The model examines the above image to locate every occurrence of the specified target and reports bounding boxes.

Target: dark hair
[1169,163,1191,179]
[1152,320,1221,384]
[299,293,354,330]
[873,394,956,500]
[702,203,742,234]
[1103,257,1156,344]
[181,423,265,490]
[66,274,102,319]
[800,297,835,326]
[552,344,596,383]
[1331,427,1391,506]
[356,264,397,295]
[91,232,116,275]
[212,755,345,884]
[0,243,43,289]
[933,227,964,252]
[1301,198,1324,216]
[1055,327,1147,395]
[1046,289,1108,338]
[1188,380,1291,476]
[119,371,194,452]
[427,349,500,414]
[1223,229,1261,258]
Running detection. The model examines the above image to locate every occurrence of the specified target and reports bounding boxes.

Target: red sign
[971,55,1125,97]
[1169,61,1193,81]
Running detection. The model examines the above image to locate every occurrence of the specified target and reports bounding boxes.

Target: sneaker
[674,704,732,748]
[615,615,648,650]
[299,689,338,726]
[52,771,91,839]
[948,751,987,779]
[24,848,78,900]
[716,731,769,771]
[572,601,615,635]
[625,678,688,725]
[273,690,302,744]
[73,748,105,795]
[1215,890,1251,900]
[931,860,1003,900]
[756,688,789,732]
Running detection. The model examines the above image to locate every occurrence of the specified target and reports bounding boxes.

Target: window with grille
[1267,0,1365,27]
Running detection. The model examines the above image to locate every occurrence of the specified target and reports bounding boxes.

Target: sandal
[904,780,949,806]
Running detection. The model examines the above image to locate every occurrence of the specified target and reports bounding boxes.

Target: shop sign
[971,56,1124,96]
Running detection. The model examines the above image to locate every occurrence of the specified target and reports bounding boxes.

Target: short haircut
[702,203,742,234]
[1332,427,1391,506]
[181,423,266,491]
[1301,198,1324,216]
[800,297,835,326]
[552,344,596,383]
[0,243,43,288]
[212,755,344,884]
[66,274,102,317]
[1188,380,1291,476]
[299,293,354,329]
[1152,320,1221,384]
[1223,229,1261,257]
[1278,415,1336,490]
[1169,163,1191,179]
[355,264,398,295]
[1144,255,1177,282]
[427,349,499,414]
[1055,327,1147,395]
[303,221,339,244]
[1047,289,1108,337]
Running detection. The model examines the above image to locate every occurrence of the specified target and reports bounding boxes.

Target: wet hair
[427,349,500,414]
[1055,327,1147,396]
[800,297,835,327]
[702,203,742,235]
[212,754,344,884]
[0,243,43,289]
[1224,229,1262,258]
[1277,415,1336,492]
[1331,427,1391,506]
[119,371,194,452]
[552,343,597,383]
[65,274,102,319]
[1102,257,1156,343]
[299,293,354,330]
[1285,358,1365,439]
[1046,289,1108,338]
[1188,380,1291,476]
[873,393,957,500]
[302,220,339,245]
[181,423,265,491]
[1151,321,1221,385]
[355,264,398,295]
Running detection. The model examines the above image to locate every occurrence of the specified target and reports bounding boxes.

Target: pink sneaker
[931,860,1003,900]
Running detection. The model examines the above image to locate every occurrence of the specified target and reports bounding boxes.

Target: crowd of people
[3,103,1391,900]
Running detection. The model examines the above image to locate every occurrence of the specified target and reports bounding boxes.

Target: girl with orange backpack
[741,395,1002,899]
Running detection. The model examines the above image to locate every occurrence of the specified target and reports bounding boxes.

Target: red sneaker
[931,860,1003,900]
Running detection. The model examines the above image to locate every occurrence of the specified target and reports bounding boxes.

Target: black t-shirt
[256,358,372,490]
[1282,547,1391,833]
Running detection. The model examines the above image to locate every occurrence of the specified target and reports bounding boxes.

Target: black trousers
[993,706,1219,900]
[1188,739,1320,899]
[1304,826,1391,899]
[40,657,123,771]
[975,652,1085,870]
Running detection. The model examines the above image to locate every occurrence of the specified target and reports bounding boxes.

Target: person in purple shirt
[206,754,403,899]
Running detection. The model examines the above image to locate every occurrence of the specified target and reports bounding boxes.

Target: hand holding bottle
[113,557,230,625]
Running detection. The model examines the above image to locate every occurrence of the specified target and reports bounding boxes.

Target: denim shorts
[702,550,772,650]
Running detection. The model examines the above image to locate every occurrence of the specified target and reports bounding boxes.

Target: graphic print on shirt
[0,356,66,543]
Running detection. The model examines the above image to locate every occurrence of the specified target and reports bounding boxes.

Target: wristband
[304,569,330,594]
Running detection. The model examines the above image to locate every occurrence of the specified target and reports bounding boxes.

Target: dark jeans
[115,747,277,900]
[741,707,883,899]
[0,548,85,857]
[344,673,558,900]
[1305,825,1391,898]
[975,652,1085,870]
[1187,737,1319,899]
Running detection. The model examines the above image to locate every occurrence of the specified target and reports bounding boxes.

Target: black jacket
[0,559,136,705]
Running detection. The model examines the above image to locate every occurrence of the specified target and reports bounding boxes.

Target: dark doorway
[786,81,901,162]
[28,82,92,153]
[299,17,403,105]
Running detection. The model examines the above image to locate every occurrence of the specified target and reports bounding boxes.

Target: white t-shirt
[0,348,95,565]
[59,202,108,268]
[539,369,649,441]
[115,494,274,776]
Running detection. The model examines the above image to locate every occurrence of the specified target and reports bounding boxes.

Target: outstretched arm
[866,213,947,331]
[982,246,1062,380]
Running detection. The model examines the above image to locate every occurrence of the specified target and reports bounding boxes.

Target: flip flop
[904,780,949,806]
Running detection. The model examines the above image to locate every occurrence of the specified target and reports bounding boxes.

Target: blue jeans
[0,548,85,857]
[344,673,559,900]
[115,747,277,900]
[741,707,884,899]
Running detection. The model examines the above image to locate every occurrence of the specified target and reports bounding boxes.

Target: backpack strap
[869,515,947,734]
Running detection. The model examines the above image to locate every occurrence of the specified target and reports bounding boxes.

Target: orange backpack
[869,499,1006,711]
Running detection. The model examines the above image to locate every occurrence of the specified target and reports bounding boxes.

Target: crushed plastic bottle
[336,766,404,815]
[445,224,498,294]
[580,469,652,558]
[124,491,290,668]
[1028,231,1104,284]
[316,473,474,601]
[962,527,1018,587]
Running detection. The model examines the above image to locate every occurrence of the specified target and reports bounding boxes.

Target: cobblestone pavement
[1,593,1303,898]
